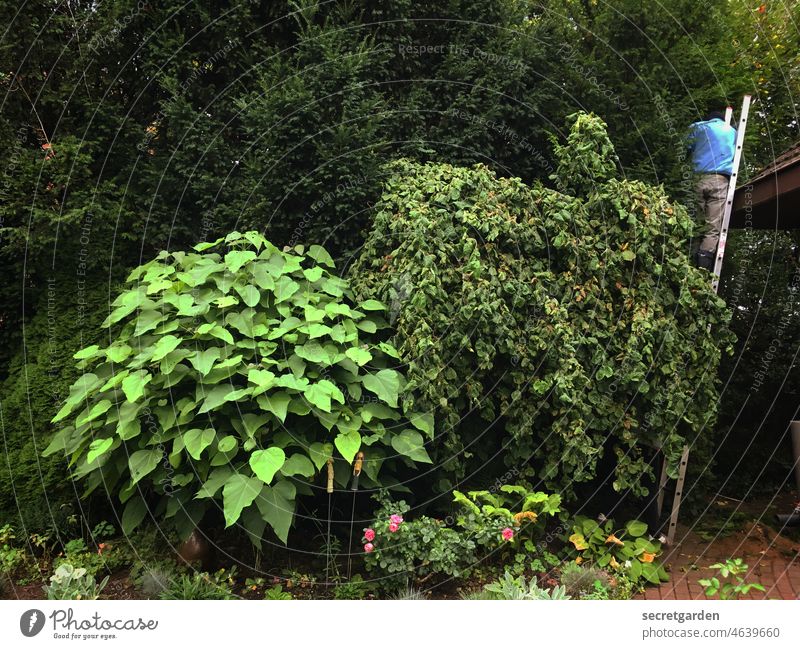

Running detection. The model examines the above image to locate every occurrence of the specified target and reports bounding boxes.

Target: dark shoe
[694,249,714,271]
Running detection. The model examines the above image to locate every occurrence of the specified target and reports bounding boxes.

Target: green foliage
[1,3,797,589]
[91,521,115,539]
[698,558,766,600]
[54,531,128,578]
[45,563,109,600]
[125,526,183,594]
[0,281,110,533]
[390,586,427,600]
[231,2,570,257]
[581,580,612,600]
[566,516,668,586]
[352,114,734,497]
[454,486,561,523]
[474,570,570,600]
[363,495,477,590]
[135,564,179,599]
[44,231,429,546]
[551,0,798,199]
[264,584,293,600]
[716,230,800,493]
[452,485,561,573]
[333,574,370,600]
[3,1,797,539]
[364,486,562,589]
[0,524,26,575]
[723,2,800,167]
[553,112,619,195]
[159,569,236,600]
[559,562,610,598]
[63,539,88,556]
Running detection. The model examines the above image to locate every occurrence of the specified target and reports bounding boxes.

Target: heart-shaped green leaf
[281,453,315,478]
[86,437,114,464]
[391,430,432,463]
[345,346,372,366]
[122,371,151,402]
[255,481,296,543]
[362,369,402,407]
[151,335,182,362]
[184,428,215,460]
[334,430,361,464]
[225,250,256,273]
[222,474,262,527]
[129,449,162,484]
[189,348,220,376]
[309,442,334,470]
[249,447,286,484]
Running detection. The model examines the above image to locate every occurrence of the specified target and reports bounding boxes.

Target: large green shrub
[351,113,734,497]
[44,232,433,545]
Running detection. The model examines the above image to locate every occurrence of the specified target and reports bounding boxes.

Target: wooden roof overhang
[731,141,800,230]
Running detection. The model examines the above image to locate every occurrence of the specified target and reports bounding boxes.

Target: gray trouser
[695,173,729,253]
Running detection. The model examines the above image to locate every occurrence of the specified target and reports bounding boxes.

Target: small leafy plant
[566,516,668,585]
[55,529,127,577]
[698,558,766,600]
[0,524,26,576]
[159,570,235,600]
[91,521,116,540]
[264,584,293,600]
[333,574,370,600]
[63,538,88,555]
[29,530,55,564]
[470,570,570,600]
[243,576,267,594]
[44,563,109,600]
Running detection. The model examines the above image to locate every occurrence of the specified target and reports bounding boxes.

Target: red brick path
[639,557,800,600]
[637,519,800,600]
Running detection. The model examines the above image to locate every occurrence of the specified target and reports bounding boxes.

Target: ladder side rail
[711,94,752,293]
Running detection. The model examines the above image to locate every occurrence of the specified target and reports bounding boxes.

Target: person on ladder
[688,107,737,270]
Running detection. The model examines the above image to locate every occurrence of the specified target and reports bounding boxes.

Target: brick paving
[638,522,800,600]
[640,557,800,600]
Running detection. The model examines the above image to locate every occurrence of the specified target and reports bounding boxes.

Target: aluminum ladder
[657,95,752,545]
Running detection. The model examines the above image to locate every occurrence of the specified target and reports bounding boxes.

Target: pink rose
[364,542,374,553]
[389,522,399,533]
[364,528,375,542]
[501,527,514,541]
[389,514,404,525]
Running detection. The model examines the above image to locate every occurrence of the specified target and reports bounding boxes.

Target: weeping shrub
[44,232,432,545]
[350,113,734,498]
